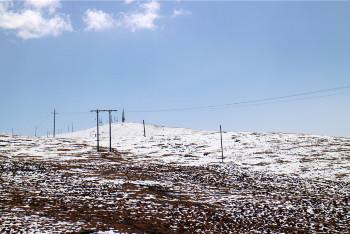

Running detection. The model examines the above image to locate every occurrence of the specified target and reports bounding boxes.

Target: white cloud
[124,0,135,4]
[172,9,191,18]
[121,0,160,31]
[82,1,190,33]
[82,1,162,32]
[25,0,60,11]
[83,9,114,31]
[0,1,72,39]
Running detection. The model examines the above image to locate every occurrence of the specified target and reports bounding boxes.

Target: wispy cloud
[172,9,191,18]
[120,1,161,31]
[0,0,72,39]
[0,0,191,39]
[24,0,60,13]
[83,9,114,31]
[124,0,136,4]
[83,1,162,32]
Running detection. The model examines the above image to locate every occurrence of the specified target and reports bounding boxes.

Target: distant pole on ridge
[53,109,57,138]
[143,120,146,137]
[220,125,224,163]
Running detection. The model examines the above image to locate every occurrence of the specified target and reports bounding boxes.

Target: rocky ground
[1,134,349,233]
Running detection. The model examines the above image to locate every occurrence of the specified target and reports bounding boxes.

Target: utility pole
[71,123,74,132]
[109,111,112,151]
[100,109,118,152]
[52,109,57,138]
[143,120,146,137]
[91,109,100,152]
[220,125,224,163]
[35,127,38,137]
[122,109,125,123]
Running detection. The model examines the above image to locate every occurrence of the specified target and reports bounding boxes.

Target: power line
[202,90,350,111]
[20,86,349,136]
[128,86,350,113]
[57,111,90,116]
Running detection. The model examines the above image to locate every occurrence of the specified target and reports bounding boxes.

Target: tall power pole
[91,109,100,151]
[91,109,117,152]
[100,109,118,152]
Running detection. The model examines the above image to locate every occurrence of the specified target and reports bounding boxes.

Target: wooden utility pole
[91,109,100,151]
[109,111,112,151]
[100,110,118,152]
[53,109,57,138]
[71,123,74,132]
[35,127,38,137]
[122,109,125,123]
[220,125,224,163]
[143,120,146,137]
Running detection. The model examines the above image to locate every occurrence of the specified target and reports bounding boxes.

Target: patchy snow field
[62,122,350,181]
[0,123,349,233]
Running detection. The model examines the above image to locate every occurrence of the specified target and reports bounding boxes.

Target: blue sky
[1,0,350,137]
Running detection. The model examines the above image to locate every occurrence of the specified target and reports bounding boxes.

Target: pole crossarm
[98,110,118,112]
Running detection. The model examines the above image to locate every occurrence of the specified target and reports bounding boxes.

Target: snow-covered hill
[60,122,350,181]
[1,125,349,233]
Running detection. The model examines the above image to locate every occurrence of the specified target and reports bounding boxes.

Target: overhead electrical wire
[45,86,350,116]
[24,86,349,135]
[210,90,350,110]
[128,86,350,113]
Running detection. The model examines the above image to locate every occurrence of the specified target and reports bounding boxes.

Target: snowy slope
[0,134,99,161]
[60,122,350,181]
[1,129,349,232]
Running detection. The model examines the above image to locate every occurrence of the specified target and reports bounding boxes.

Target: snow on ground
[60,122,350,181]
[1,123,349,233]
[0,134,98,161]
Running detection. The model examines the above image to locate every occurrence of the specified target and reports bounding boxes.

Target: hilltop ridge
[59,122,350,181]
